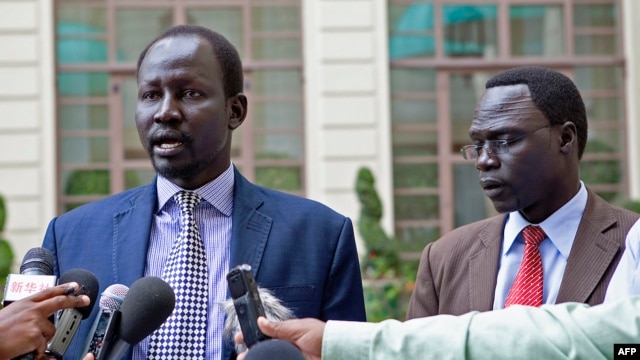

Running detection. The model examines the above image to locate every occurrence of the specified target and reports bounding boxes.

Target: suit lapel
[229,169,272,276]
[556,191,621,303]
[113,182,157,286]
[469,216,506,311]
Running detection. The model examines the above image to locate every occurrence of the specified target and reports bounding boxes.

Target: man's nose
[154,95,181,123]
[475,146,499,170]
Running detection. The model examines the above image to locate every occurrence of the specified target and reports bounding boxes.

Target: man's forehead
[479,84,530,105]
[470,84,546,132]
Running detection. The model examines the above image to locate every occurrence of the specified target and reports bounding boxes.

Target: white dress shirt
[493,182,588,309]
[605,218,640,302]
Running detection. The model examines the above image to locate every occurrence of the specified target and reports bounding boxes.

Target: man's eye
[143,92,160,100]
[184,90,201,98]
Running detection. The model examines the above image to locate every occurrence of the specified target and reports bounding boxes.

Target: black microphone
[244,339,305,360]
[81,283,129,359]
[45,268,100,359]
[102,276,175,360]
[3,247,57,307]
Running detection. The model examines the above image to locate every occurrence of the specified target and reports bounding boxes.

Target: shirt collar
[503,181,588,258]
[156,164,235,216]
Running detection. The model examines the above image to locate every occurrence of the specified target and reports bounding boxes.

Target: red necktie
[504,225,547,307]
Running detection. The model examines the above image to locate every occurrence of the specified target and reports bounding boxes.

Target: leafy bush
[0,194,14,299]
[356,167,417,321]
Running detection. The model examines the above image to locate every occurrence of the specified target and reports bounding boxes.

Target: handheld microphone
[3,247,57,307]
[81,284,129,359]
[222,286,294,354]
[45,268,99,359]
[102,277,175,360]
[244,339,305,360]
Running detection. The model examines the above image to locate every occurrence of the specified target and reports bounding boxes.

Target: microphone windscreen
[245,340,305,360]
[100,284,129,311]
[20,247,54,275]
[118,276,175,345]
[58,268,100,319]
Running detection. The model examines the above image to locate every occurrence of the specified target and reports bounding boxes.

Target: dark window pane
[253,38,301,61]
[252,6,300,32]
[60,137,109,163]
[254,134,302,160]
[253,101,302,129]
[585,132,623,153]
[443,5,497,58]
[187,8,244,57]
[394,194,439,220]
[252,69,302,96]
[394,226,439,252]
[454,163,489,227]
[581,159,621,185]
[255,166,301,191]
[57,72,108,97]
[121,78,145,160]
[574,4,616,27]
[393,163,438,189]
[575,66,622,90]
[390,68,436,93]
[584,97,622,123]
[389,4,435,59]
[392,131,437,157]
[60,105,109,130]
[115,9,172,63]
[391,99,437,125]
[63,169,110,195]
[510,5,564,56]
[575,34,618,55]
[125,169,156,189]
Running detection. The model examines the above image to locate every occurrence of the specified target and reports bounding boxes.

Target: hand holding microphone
[235,317,322,360]
[0,282,90,360]
[224,264,303,360]
[45,268,100,359]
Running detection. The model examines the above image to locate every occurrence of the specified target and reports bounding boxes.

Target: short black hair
[486,66,587,159]
[136,24,243,99]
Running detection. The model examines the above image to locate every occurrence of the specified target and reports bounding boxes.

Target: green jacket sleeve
[323,296,640,359]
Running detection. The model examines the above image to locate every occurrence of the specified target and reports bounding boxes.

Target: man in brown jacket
[407,66,639,319]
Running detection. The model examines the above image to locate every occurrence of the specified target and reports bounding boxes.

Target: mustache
[148,128,192,148]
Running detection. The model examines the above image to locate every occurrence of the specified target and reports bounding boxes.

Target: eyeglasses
[460,124,552,160]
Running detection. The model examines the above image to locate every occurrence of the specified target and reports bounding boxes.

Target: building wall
[0,0,639,268]
[303,0,394,252]
[0,0,56,268]
[623,0,640,198]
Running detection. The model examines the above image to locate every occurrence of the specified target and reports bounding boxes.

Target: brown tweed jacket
[406,188,640,319]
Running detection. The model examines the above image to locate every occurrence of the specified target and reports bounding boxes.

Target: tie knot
[173,191,203,215]
[522,225,546,246]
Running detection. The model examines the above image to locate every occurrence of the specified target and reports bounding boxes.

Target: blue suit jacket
[42,168,366,359]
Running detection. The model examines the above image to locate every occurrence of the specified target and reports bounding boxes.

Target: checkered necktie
[504,225,547,308]
[147,191,208,359]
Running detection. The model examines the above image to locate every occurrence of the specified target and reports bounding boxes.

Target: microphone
[81,284,129,359]
[45,268,100,359]
[102,277,175,360]
[3,247,57,307]
[244,339,305,360]
[222,286,295,354]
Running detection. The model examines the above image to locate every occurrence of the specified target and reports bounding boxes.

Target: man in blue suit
[43,24,365,360]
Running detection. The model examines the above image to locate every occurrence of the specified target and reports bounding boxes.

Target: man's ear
[228,93,247,130]
[559,121,577,154]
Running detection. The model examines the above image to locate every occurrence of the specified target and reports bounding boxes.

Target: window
[55,0,303,213]
[388,0,625,258]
